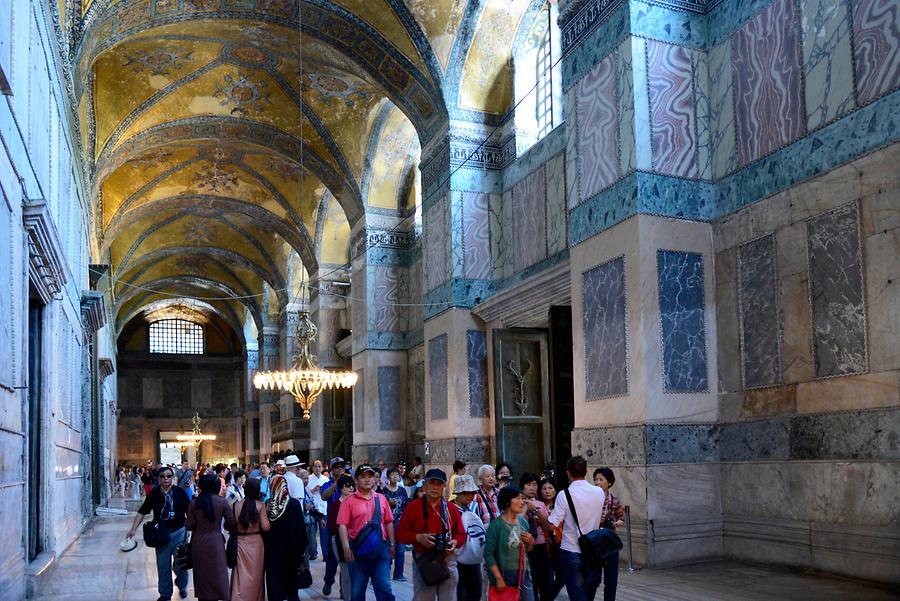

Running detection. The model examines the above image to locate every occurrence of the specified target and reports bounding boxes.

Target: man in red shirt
[336,463,396,601]
[397,468,467,601]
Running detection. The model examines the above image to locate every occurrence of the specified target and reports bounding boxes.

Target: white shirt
[284,470,305,501]
[307,473,330,514]
[548,479,606,554]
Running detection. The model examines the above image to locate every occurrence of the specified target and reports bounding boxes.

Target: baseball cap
[424,468,448,483]
[329,456,345,468]
[355,463,378,476]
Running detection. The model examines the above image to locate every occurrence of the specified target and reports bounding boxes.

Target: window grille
[149,319,204,354]
[535,9,553,138]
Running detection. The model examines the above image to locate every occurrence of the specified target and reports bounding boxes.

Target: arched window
[514,2,563,153]
[149,319,205,354]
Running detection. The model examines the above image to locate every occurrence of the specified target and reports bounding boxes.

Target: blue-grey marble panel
[790,409,900,460]
[414,363,425,432]
[354,368,365,433]
[657,250,709,392]
[423,278,497,320]
[806,203,868,377]
[467,330,489,418]
[571,425,646,465]
[720,419,790,461]
[583,256,629,399]
[428,334,449,420]
[646,424,720,463]
[737,234,781,388]
[378,366,401,431]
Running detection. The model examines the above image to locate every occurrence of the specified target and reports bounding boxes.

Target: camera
[433,533,448,552]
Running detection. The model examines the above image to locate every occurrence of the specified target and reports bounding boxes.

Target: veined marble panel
[489,192,508,280]
[647,40,698,178]
[378,366,401,431]
[414,362,425,432]
[852,0,900,106]
[371,265,402,332]
[512,166,547,273]
[425,200,448,292]
[657,250,709,392]
[616,38,637,175]
[564,88,580,209]
[583,256,628,399]
[546,153,568,256]
[800,0,855,130]
[692,47,712,180]
[462,191,491,280]
[806,203,868,378]
[737,234,782,388]
[708,39,737,179]
[467,330,489,418]
[733,0,806,166]
[354,368,365,433]
[428,334,449,420]
[450,191,466,280]
[576,53,619,201]
[632,37,653,171]
[0,209,10,389]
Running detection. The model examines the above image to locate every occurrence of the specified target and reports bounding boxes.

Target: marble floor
[32,513,899,601]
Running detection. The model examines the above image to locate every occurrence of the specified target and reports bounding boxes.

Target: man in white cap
[283,454,306,501]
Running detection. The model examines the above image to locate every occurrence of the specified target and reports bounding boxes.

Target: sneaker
[392,576,407,582]
[322,583,332,596]
[156,597,171,601]
[179,589,188,599]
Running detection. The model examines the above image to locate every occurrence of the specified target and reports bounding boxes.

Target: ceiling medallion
[175,255,209,272]
[194,164,239,193]
[215,74,270,115]
[266,157,303,182]
[232,45,269,65]
[123,49,192,76]
[182,222,218,245]
[302,71,371,108]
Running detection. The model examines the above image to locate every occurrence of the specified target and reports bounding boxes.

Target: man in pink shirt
[337,463,397,601]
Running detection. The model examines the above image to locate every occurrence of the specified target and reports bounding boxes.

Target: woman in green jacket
[484,486,535,601]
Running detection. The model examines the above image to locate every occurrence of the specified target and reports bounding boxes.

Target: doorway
[27,292,43,561]
[324,388,351,460]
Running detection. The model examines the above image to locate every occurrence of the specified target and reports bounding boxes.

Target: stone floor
[32,513,899,601]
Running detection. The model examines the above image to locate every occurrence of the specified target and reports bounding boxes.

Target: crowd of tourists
[124,454,624,601]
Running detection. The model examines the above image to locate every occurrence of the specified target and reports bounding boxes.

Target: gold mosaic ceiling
[73,0,537,337]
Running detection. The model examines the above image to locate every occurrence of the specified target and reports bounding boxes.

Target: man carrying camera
[397,468,468,601]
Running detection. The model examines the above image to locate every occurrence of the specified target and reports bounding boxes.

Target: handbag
[563,489,623,570]
[174,536,192,570]
[413,498,451,586]
[488,542,525,601]
[142,521,170,548]
[297,564,313,589]
[350,495,384,560]
[226,532,238,568]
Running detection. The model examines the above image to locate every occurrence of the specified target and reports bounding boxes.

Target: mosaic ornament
[123,49,192,76]
[194,164,238,193]
[126,149,173,168]
[266,157,303,182]
[215,74,270,115]
[175,255,209,272]
[182,222,218,245]
[302,71,371,108]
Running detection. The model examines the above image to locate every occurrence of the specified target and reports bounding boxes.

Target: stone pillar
[257,327,279,456]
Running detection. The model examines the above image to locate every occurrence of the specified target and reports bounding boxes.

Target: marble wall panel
[191,378,211,409]
[428,334,448,420]
[576,53,619,201]
[351,263,367,344]
[489,192,506,280]
[647,40,698,178]
[425,200,447,292]
[646,424,720,464]
[512,166,547,273]
[378,366,401,431]
[737,234,781,388]
[0,211,10,389]
[143,377,162,409]
[657,250,709,392]
[806,203,868,378]
[371,265,401,332]
[546,153,568,256]
[582,256,628,399]
[720,418,790,461]
[851,0,900,106]
[732,0,806,166]
[571,425,646,465]
[467,330,489,418]
[800,0,855,130]
[414,362,425,432]
[616,38,636,175]
[790,408,900,460]
[692,47,712,180]
[462,191,491,280]
[354,368,365,432]
[865,227,900,373]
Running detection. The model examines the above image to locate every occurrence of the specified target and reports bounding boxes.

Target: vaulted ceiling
[70,0,540,342]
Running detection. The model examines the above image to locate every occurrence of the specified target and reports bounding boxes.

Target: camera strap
[421,497,449,535]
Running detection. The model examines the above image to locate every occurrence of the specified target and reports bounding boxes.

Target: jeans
[559,550,602,601]
[155,527,188,599]
[456,562,482,601]
[393,543,407,579]
[324,529,338,586]
[348,541,395,601]
[600,551,619,601]
[411,553,457,601]
[500,568,534,601]
[306,518,319,559]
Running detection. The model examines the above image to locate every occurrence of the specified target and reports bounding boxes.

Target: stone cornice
[473,260,571,327]
[23,199,67,303]
[80,290,106,339]
[98,357,115,381]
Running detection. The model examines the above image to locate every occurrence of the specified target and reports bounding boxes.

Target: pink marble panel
[462,191,491,279]
[512,166,547,273]
[576,54,619,201]
[852,0,900,105]
[732,0,806,166]
[372,265,401,331]
[647,40,698,178]
[425,201,447,292]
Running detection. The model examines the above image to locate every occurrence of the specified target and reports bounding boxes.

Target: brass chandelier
[252,307,357,419]
[177,412,217,446]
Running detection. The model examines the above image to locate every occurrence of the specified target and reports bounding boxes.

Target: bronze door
[492,329,551,476]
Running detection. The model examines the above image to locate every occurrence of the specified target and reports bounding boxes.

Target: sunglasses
[159,474,174,478]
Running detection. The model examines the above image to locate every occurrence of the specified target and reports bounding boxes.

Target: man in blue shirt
[319,457,347,596]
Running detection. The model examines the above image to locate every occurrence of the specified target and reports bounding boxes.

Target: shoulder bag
[142,520,169,548]
[174,534,192,570]
[488,540,525,601]
[414,499,452,586]
[226,532,238,568]
[350,495,384,560]
[563,489,623,570]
